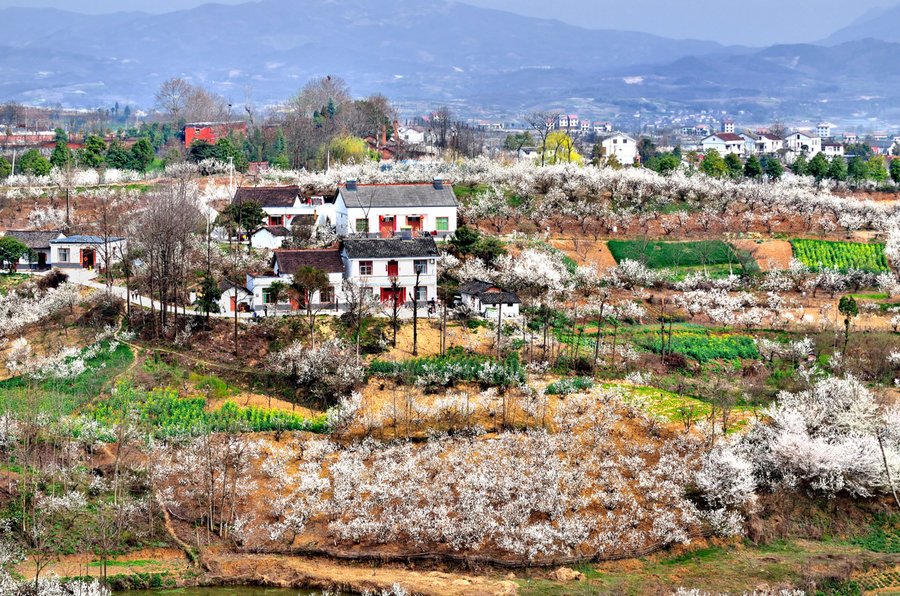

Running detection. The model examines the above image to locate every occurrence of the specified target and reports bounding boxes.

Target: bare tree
[342,278,377,364]
[290,75,351,118]
[524,111,560,166]
[155,78,192,122]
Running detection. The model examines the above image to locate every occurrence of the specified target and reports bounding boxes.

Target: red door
[407,216,422,235]
[230,297,236,312]
[386,260,399,277]
[380,287,405,303]
[379,216,395,238]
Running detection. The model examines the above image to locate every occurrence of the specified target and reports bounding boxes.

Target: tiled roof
[479,291,521,305]
[459,280,494,295]
[714,133,743,142]
[3,230,64,249]
[233,187,300,208]
[459,279,521,304]
[339,183,457,209]
[273,249,344,274]
[218,279,250,294]
[343,237,439,259]
[257,225,292,237]
[50,235,125,244]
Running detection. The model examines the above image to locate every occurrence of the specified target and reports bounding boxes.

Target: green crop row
[370,352,525,387]
[790,238,889,272]
[77,384,326,439]
[546,377,594,395]
[634,330,759,362]
[607,239,744,269]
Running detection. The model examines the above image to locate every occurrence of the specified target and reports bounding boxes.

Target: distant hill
[822,2,900,44]
[0,0,727,109]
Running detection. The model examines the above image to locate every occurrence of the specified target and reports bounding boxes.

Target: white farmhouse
[822,142,845,158]
[217,279,253,313]
[2,230,65,270]
[458,280,521,319]
[598,133,638,166]
[334,180,458,238]
[231,187,335,229]
[250,225,292,249]
[49,235,126,270]
[786,131,822,156]
[246,248,345,315]
[700,133,745,156]
[341,237,439,305]
[739,132,783,155]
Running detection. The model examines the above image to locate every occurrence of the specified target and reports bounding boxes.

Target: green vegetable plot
[790,238,888,272]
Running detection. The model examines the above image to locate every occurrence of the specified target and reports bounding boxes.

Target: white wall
[250,229,287,249]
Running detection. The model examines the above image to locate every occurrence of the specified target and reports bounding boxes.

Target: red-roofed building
[184,121,247,148]
[701,132,745,156]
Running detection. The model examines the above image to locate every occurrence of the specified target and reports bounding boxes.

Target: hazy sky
[1,0,895,46]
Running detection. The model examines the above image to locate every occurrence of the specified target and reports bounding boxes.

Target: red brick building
[184,121,247,148]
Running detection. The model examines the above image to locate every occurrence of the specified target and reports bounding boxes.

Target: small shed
[458,279,521,318]
[2,230,65,270]
[250,225,292,249]
[217,279,253,313]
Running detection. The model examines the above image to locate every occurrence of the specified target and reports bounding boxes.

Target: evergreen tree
[49,140,74,169]
[792,153,808,176]
[0,156,10,178]
[77,134,107,167]
[53,127,68,143]
[700,149,727,178]
[763,157,784,180]
[743,154,762,179]
[105,140,133,169]
[891,157,900,185]
[868,156,888,183]
[18,149,51,176]
[130,138,155,172]
[807,152,829,182]
[828,155,847,181]
[848,155,869,185]
[724,153,743,178]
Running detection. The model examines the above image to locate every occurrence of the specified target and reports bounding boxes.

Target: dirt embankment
[202,552,520,596]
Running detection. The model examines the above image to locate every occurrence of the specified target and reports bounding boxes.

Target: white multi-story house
[593,121,612,134]
[722,119,734,134]
[786,131,822,156]
[333,180,458,238]
[245,248,345,315]
[822,142,845,157]
[700,133,744,156]
[341,237,439,305]
[231,187,335,229]
[598,133,638,165]
[739,132,784,155]
[580,119,592,133]
[816,122,833,138]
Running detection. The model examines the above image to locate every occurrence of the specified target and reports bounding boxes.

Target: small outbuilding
[2,230,65,270]
[458,279,521,318]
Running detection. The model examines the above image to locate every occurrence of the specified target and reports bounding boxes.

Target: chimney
[433,178,443,190]
[381,125,386,147]
[393,120,400,142]
[346,179,357,191]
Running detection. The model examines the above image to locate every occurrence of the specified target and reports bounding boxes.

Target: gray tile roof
[459,279,520,304]
[258,225,292,237]
[343,237,439,259]
[273,249,344,274]
[3,230,64,249]
[233,187,300,208]
[50,235,125,244]
[339,183,458,209]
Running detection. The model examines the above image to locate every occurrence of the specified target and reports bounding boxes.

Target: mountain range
[2,0,900,121]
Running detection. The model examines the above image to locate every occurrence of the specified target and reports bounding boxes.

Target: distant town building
[816,122,833,138]
[722,119,734,134]
[184,121,247,148]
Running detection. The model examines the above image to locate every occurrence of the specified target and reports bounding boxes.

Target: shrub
[370,352,524,388]
[546,376,594,395]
